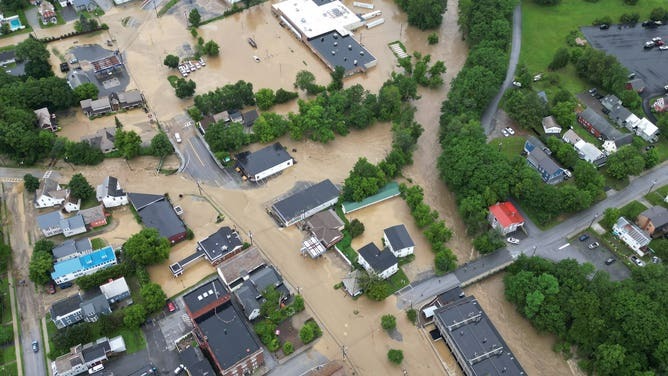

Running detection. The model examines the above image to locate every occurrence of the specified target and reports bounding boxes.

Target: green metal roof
[341,182,400,214]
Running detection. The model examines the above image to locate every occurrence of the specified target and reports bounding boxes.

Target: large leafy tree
[68,173,94,201]
[123,228,170,266]
[395,0,446,30]
[163,54,179,68]
[123,304,146,328]
[23,174,40,192]
[342,158,386,202]
[114,129,142,159]
[150,132,173,157]
[141,283,168,313]
[175,78,196,98]
[204,122,248,153]
[73,83,99,101]
[29,249,53,285]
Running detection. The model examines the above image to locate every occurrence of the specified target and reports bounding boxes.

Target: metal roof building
[270,180,340,227]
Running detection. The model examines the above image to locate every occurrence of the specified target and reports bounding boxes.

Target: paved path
[8,273,23,376]
[481,4,522,134]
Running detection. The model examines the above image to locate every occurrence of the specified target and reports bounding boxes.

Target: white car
[512,81,522,88]
[660,45,668,51]
[630,256,645,267]
[195,62,201,69]
[506,237,520,245]
[199,58,206,66]
[505,127,515,135]
[253,55,261,62]
[501,129,509,137]
[533,74,542,82]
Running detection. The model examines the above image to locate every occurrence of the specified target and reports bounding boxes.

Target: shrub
[345,219,365,238]
[274,88,299,104]
[299,321,322,344]
[427,32,439,45]
[406,308,417,324]
[292,295,305,312]
[381,314,397,330]
[282,341,294,355]
[387,349,404,364]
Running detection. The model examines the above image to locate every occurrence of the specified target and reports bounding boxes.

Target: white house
[357,243,398,280]
[383,224,414,257]
[96,176,128,208]
[35,178,80,212]
[542,116,562,134]
[612,216,651,256]
[631,117,659,143]
[235,143,294,182]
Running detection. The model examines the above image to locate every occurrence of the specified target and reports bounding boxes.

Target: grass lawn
[45,317,57,357]
[91,238,106,249]
[335,233,357,265]
[0,361,17,374]
[601,171,629,191]
[384,268,409,297]
[620,200,648,219]
[114,327,146,354]
[521,0,667,91]
[0,277,11,324]
[0,345,16,364]
[645,184,668,208]
[496,136,525,159]
[167,75,179,88]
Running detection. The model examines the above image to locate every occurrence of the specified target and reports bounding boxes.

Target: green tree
[381,314,396,330]
[73,83,99,101]
[396,0,446,30]
[150,132,173,157]
[342,158,386,202]
[114,129,142,159]
[141,283,168,314]
[202,40,220,56]
[295,70,316,91]
[435,249,457,274]
[175,78,197,98]
[25,59,54,79]
[163,54,180,68]
[644,148,659,169]
[123,228,171,266]
[387,349,404,364]
[328,66,345,92]
[650,7,666,21]
[123,304,146,328]
[594,343,626,376]
[188,8,201,27]
[427,32,439,44]
[255,88,276,110]
[292,295,305,312]
[29,250,53,285]
[0,23,11,36]
[65,141,104,165]
[345,219,365,238]
[205,122,248,153]
[16,37,50,62]
[606,146,645,180]
[68,173,94,201]
[549,47,570,70]
[282,341,294,355]
[23,174,40,192]
[600,207,621,230]
[406,308,417,324]
[274,88,299,104]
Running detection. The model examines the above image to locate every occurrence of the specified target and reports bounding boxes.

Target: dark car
[601,107,610,115]
[579,234,590,242]
[605,257,616,265]
[47,282,56,294]
[32,340,39,353]
[599,23,609,30]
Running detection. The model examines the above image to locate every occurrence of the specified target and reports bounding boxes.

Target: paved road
[481,4,522,134]
[398,162,668,310]
[268,348,328,376]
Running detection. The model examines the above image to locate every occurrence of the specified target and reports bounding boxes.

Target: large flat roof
[51,246,116,280]
[308,30,376,73]
[271,179,340,224]
[196,301,260,370]
[183,278,228,315]
[235,143,293,179]
[434,296,526,376]
[272,0,362,40]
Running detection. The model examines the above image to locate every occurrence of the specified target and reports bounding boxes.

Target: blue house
[523,137,566,185]
[51,246,117,287]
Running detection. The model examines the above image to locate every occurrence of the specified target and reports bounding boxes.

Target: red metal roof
[489,202,524,228]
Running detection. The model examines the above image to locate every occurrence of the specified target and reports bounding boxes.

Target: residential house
[170,227,244,277]
[653,96,668,113]
[51,336,126,376]
[542,116,562,134]
[96,176,128,208]
[357,243,398,280]
[99,277,131,304]
[341,269,362,297]
[128,193,187,243]
[34,107,57,131]
[243,109,259,127]
[109,90,144,111]
[301,209,344,258]
[39,1,57,24]
[433,295,526,376]
[183,278,264,376]
[636,206,668,239]
[216,246,266,290]
[524,136,566,184]
[562,130,607,167]
[383,224,414,258]
[50,290,112,329]
[179,346,216,376]
[488,202,524,236]
[229,110,243,123]
[37,211,86,238]
[71,0,98,11]
[81,127,116,153]
[80,97,112,118]
[0,50,16,67]
[51,246,117,286]
[235,143,294,182]
[270,179,340,227]
[601,94,633,127]
[79,205,107,229]
[629,117,659,143]
[612,216,651,256]
[35,178,70,210]
[52,238,93,262]
[234,265,290,321]
[601,95,659,143]
[577,108,633,149]
[625,78,645,93]
[198,111,230,133]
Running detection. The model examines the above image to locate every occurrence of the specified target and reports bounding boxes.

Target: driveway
[567,233,631,281]
[60,6,79,23]
[23,7,41,31]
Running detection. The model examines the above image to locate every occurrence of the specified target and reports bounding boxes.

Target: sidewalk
[8,273,23,376]
[41,318,52,376]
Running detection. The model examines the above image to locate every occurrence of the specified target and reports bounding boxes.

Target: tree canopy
[123,228,171,266]
[68,173,95,202]
[140,283,168,313]
[23,174,40,192]
[395,0,447,30]
[150,132,173,157]
[342,158,386,202]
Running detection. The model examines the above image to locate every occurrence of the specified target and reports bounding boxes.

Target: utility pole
[589,212,599,228]
[647,179,658,195]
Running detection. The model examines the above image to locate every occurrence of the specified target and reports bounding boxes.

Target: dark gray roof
[106,176,124,197]
[52,238,92,260]
[579,108,631,144]
[195,301,260,370]
[128,193,186,240]
[640,206,668,227]
[235,143,293,178]
[434,296,526,376]
[183,279,228,315]
[180,346,216,376]
[50,294,83,318]
[235,281,262,317]
[384,225,414,250]
[358,243,397,273]
[308,30,375,75]
[527,147,563,175]
[82,341,108,363]
[249,266,289,297]
[271,180,340,223]
[197,227,243,262]
[0,50,16,62]
[242,110,259,127]
[81,293,110,317]
[601,95,633,125]
[37,211,62,230]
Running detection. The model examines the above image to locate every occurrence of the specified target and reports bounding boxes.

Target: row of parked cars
[178,58,207,77]
[644,36,667,50]
[579,233,661,267]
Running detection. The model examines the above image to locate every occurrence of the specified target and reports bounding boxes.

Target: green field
[497,136,526,159]
[645,184,668,207]
[521,0,667,91]
[0,278,11,324]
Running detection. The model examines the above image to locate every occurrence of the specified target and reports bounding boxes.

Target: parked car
[501,129,509,137]
[588,242,600,249]
[47,282,56,294]
[660,45,668,51]
[579,234,590,241]
[174,133,182,143]
[599,23,609,30]
[505,127,515,135]
[32,340,39,353]
[167,301,176,312]
[630,255,646,267]
[506,237,520,245]
[605,257,616,265]
[652,256,661,264]
[533,73,543,82]
[644,41,655,49]
[199,58,206,66]
[588,88,598,96]
[512,81,522,88]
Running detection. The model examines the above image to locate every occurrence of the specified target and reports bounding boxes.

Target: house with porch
[96,176,128,208]
[99,277,131,304]
[383,224,414,258]
[39,1,57,24]
[300,209,344,258]
[612,216,651,256]
[636,206,668,239]
[488,202,524,235]
[357,242,398,280]
[37,211,87,238]
[51,336,125,376]
[52,237,93,262]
